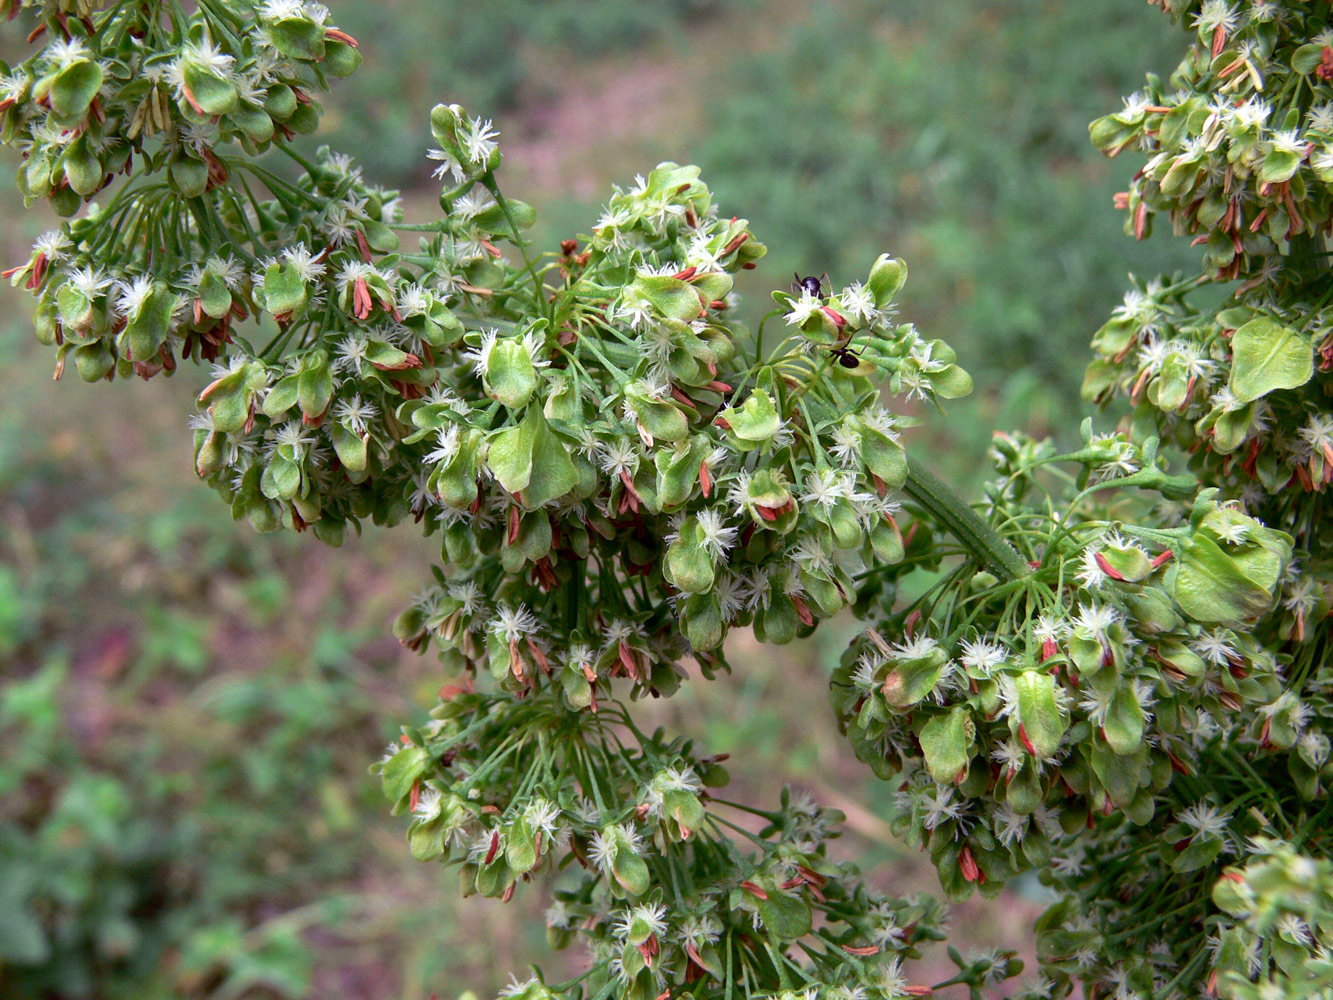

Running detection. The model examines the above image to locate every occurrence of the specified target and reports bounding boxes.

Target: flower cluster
[1,0,360,217]
[1090,2,1333,284]
[374,691,1002,1000]
[3,5,1002,998]
[825,4,1333,999]
[6,4,1332,1000]
[835,425,1293,896]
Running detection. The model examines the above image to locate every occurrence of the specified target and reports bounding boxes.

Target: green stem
[480,174,547,315]
[902,463,1026,582]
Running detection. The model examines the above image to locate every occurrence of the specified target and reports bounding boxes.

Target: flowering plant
[3,1,1331,999]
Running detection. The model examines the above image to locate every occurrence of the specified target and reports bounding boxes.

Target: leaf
[664,520,715,594]
[521,407,578,508]
[297,361,333,419]
[1173,836,1224,873]
[1013,671,1067,759]
[486,338,537,408]
[720,390,779,446]
[633,274,703,322]
[263,376,300,420]
[867,254,907,308]
[1172,534,1278,623]
[1228,317,1313,403]
[267,17,326,61]
[487,421,535,495]
[381,745,429,805]
[881,647,948,708]
[929,364,973,399]
[610,850,650,897]
[755,890,813,940]
[1102,683,1145,756]
[183,63,238,116]
[331,422,368,473]
[262,261,308,316]
[920,706,972,783]
[49,60,103,118]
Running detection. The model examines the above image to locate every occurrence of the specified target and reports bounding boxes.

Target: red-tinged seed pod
[959,845,982,883]
[739,880,767,899]
[842,944,880,956]
[722,232,749,255]
[1094,552,1124,580]
[1018,724,1037,756]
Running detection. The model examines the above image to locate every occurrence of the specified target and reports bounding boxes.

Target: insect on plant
[3,2,1333,1000]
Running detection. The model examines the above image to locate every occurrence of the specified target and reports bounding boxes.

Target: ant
[791,272,829,298]
[828,343,863,369]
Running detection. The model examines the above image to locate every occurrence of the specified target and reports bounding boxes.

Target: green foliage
[5,3,1333,1000]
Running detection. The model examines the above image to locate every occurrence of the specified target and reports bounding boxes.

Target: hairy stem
[903,463,1027,582]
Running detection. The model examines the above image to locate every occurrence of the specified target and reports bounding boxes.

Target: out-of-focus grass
[0,1,1187,995]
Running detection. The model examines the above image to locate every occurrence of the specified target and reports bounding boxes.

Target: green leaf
[1258,145,1301,184]
[1228,317,1313,404]
[664,519,715,594]
[1172,534,1279,623]
[1173,836,1224,873]
[263,375,300,420]
[1013,671,1067,759]
[183,62,238,116]
[196,270,233,319]
[1293,43,1325,75]
[267,17,326,61]
[522,409,578,508]
[229,102,275,143]
[867,254,907,308]
[331,422,368,473]
[123,283,175,361]
[505,818,538,874]
[486,338,537,409]
[610,850,650,897]
[62,132,102,196]
[297,360,333,419]
[381,745,429,805]
[920,706,972,783]
[632,274,702,322]
[49,60,103,118]
[322,38,363,78]
[929,363,973,399]
[881,647,948,709]
[262,261,309,316]
[720,390,779,446]
[755,890,812,940]
[487,420,535,496]
[1102,684,1145,755]
[168,155,209,198]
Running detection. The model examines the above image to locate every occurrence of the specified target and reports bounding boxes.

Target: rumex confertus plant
[3,1,1332,999]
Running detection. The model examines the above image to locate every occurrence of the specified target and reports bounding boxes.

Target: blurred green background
[0,2,1194,996]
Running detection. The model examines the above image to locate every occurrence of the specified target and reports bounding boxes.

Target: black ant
[828,343,863,369]
[791,272,829,298]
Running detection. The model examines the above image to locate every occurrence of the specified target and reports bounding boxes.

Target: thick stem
[902,463,1027,582]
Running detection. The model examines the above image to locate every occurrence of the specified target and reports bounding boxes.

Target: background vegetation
[0,1,1195,995]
